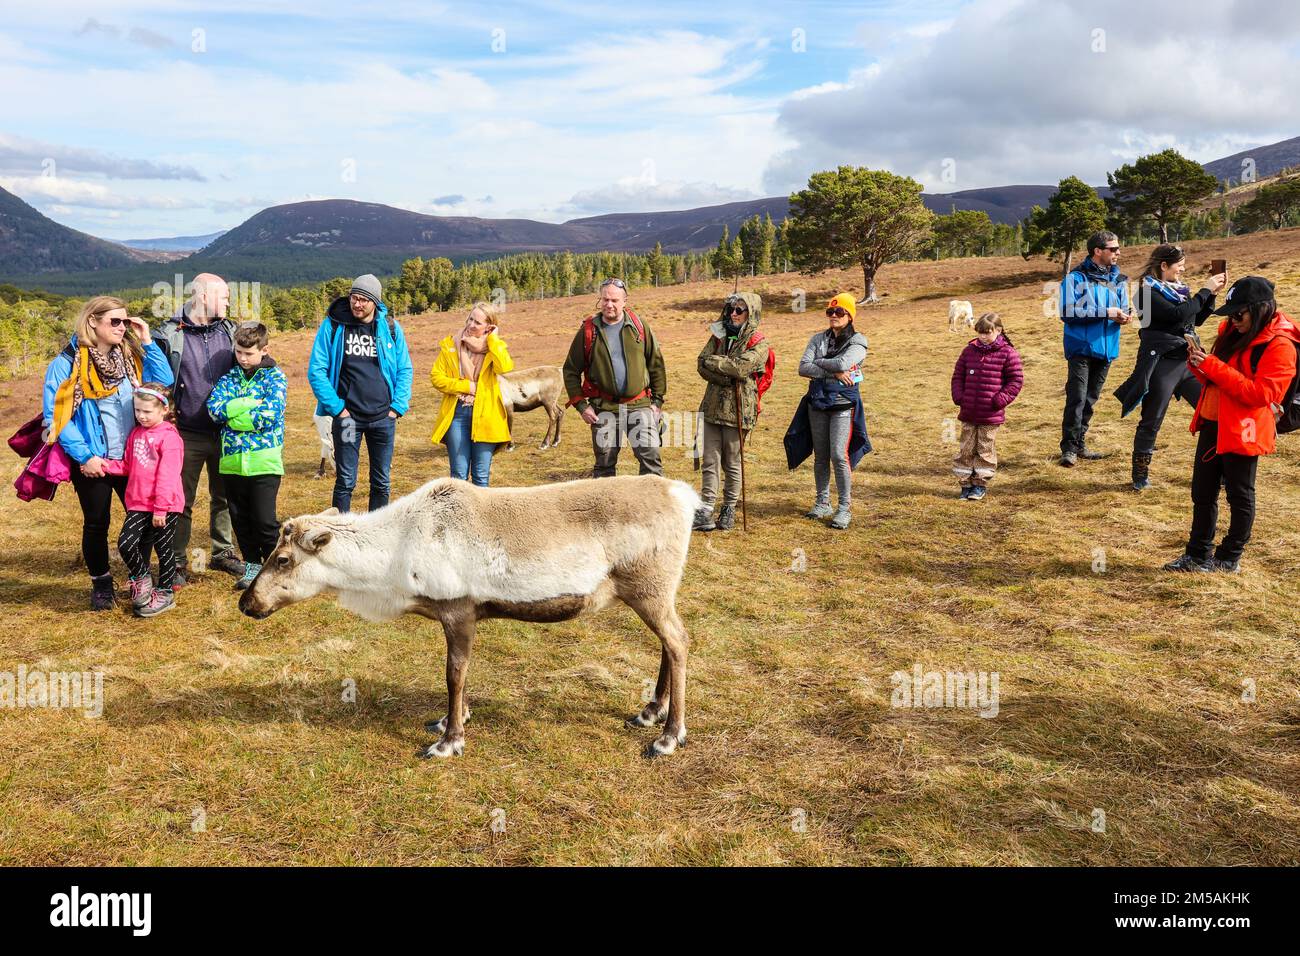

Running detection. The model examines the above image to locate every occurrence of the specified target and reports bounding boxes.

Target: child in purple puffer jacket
[950,313,1024,500]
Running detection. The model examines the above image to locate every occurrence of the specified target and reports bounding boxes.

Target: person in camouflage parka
[693,291,766,532]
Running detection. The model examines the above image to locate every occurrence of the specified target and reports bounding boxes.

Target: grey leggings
[809,404,853,508]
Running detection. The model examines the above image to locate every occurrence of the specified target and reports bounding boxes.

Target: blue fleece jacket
[1060,258,1131,362]
[308,297,413,418]
[42,338,174,464]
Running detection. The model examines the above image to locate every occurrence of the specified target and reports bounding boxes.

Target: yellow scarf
[49,344,143,445]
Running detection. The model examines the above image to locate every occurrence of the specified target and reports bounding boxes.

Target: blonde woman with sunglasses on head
[42,296,174,610]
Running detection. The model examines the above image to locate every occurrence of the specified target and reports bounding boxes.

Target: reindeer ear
[299,526,333,553]
[320,507,340,517]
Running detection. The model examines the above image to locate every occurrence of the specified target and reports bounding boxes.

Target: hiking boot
[958,485,973,499]
[967,485,987,502]
[234,562,262,591]
[691,507,715,532]
[1210,557,1241,574]
[128,574,154,609]
[136,588,176,618]
[1078,446,1110,461]
[804,502,833,519]
[90,573,116,612]
[1058,450,1078,467]
[1163,553,1212,573]
[210,549,245,577]
[716,505,736,531]
[1131,451,1152,491]
[829,506,852,530]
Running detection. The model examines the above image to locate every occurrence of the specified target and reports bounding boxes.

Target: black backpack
[1250,339,1300,434]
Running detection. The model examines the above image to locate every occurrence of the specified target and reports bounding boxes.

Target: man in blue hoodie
[308,274,413,512]
[1058,230,1135,466]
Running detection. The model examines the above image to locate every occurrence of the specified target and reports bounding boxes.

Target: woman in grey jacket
[797,292,868,529]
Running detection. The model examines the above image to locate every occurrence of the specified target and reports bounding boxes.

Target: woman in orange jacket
[1164,277,1300,573]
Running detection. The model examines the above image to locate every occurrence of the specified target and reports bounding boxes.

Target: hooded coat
[697,291,765,429]
[308,297,413,419]
[951,334,1024,425]
[1189,311,1300,457]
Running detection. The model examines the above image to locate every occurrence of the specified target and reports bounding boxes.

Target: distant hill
[1201,135,1300,186]
[119,231,226,252]
[5,135,1295,291]
[0,185,143,274]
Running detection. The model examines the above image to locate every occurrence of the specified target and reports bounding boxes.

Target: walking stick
[734,379,748,531]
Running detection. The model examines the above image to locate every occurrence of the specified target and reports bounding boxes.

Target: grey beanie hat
[350,273,382,304]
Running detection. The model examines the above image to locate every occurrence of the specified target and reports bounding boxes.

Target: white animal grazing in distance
[496,365,566,450]
[312,413,336,479]
[239,475,698,759]
[948,300,975,332]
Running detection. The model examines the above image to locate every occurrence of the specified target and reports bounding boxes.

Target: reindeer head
[239,508,340,620]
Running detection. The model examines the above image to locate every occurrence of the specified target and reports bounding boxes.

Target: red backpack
[568,308,652,406]
[713,330,776,415]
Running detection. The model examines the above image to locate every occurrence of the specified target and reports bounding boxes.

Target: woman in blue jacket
[43,296,174,610]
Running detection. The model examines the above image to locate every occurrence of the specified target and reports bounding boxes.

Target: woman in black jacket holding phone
[1114,244,1226,490]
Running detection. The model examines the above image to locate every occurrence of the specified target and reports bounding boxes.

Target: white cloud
[0,175,199,211]
[564,178,759,214]
[764,0,1300,194]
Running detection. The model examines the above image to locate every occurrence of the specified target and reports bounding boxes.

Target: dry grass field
[2,230,1298,865]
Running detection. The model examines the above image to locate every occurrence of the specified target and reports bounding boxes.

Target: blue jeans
[332,413,396,512]
[444,403,496,486]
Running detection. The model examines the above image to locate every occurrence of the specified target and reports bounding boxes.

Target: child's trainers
[967,486,987,501]
[234,562,261,591]
[136,588,175,618]
[829,505,852,530]
[804,502,833,519]
[959,485,973,499]
[128,575,154,608]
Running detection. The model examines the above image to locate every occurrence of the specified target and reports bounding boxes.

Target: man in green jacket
[562,278,668,478]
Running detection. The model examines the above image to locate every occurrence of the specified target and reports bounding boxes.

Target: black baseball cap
[1213,275,1276,315]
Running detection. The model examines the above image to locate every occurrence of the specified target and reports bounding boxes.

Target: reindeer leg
[422,611,476,758]
[621,592,689,757]
[551,403,562,448]
[625,647,670,728]
[541,403,557,449]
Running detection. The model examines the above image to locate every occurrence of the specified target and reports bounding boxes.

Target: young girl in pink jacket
[103,383,185,617]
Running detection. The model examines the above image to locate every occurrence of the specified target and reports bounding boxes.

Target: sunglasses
[728,305,748,316]
[600,278,627,290]
[1103,246,1121,252]
[826,307,850,318]
[96,315,127,328]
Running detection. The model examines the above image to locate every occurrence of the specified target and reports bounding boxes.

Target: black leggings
[225,474,282,565]
[119,511,179,590]
[1134,355,1202,455]
[1187,422,1259,563]
[69,468,128,578]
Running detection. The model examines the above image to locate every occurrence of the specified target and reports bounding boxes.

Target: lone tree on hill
[785,165,934,303]
[1025,176,1109,278]
[1106,148,1218,243]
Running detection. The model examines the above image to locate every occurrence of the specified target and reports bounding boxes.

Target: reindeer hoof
[645,728,686,758]
[424,708,471,734]
[625,704,667,729]
[421,735,465,759]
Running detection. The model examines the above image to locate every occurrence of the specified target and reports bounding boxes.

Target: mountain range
[4,134,1297,292]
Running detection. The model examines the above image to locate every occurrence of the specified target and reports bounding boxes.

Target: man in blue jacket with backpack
[1058,230,1135,466]
[308,274,413,512]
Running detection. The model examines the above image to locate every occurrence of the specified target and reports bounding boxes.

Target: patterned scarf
[454,324,490,406]
[1143,275,1191,303]
[49,342,142,444]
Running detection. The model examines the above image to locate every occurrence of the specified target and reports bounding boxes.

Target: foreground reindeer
[497,365,566,450]
[239,475,696,758]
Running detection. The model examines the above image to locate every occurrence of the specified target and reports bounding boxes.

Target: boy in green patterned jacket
[207,321,287,591]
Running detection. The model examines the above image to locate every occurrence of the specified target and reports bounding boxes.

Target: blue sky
[1,0,1297,240]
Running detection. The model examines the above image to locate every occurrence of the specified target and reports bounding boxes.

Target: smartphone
[851,367,863,384]
[1211,258,1227,275]
[1184,332,1202,351]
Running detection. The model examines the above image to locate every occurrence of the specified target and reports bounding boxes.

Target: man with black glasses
[562,278,668,478]
[1058,230,1135,466]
